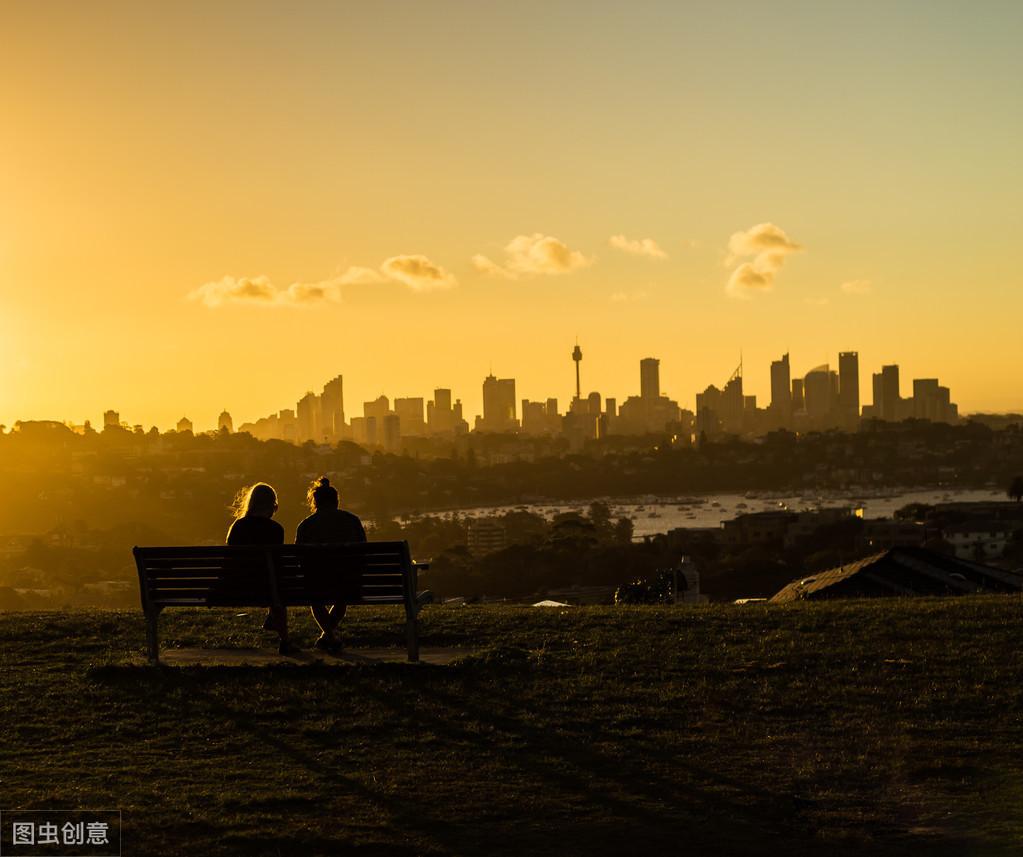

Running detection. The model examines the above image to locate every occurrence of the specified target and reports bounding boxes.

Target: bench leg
[145,610,160,665]
[405,617,419,663]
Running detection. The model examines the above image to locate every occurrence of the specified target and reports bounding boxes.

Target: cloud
[504,233,591,275]
[189,274,344,308]
[338,266,389,286]
[725,223,803,265]
[380,254,457,292]
[840,279,872,295]
[609,234,667,259]
[804,296,831,307]
[191,256,460,307]
[723,222,803,299]
[471,254,516,279]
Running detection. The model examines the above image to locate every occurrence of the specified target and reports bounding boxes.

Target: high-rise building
[521,399,560,435]
[838,352,860,423]
[427,388,469,436]
[911,378,957,423]
[879,364,900,421]
[320,376,344,441]
[770,353,791,424]
[103,410,120,430]
[296,392,319,442]
[640,358,660,400]
[791,378,804,413]
[176,417,193,433]
[803,365,834,421]
[218,410,233,433]
[381,413,401,451]
[477,375,517,432]
[394,397,426,437]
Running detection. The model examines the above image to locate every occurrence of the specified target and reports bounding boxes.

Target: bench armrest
[413,561,431,571]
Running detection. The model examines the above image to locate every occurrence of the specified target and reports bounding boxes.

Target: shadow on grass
[89,657,993,857]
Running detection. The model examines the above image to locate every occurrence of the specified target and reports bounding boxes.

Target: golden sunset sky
[2,1,1021,429]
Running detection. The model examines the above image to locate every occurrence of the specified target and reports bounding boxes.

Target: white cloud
[723,222,803,299]
[840,279,872,295]
[190,257,458,307]
[504,233,591,275]
[189,274,344,308]
[339,266,389,286]
[609,234,667,259]
[380,255,457,292]
[471,254,516,279]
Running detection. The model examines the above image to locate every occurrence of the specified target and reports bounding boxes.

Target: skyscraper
[879,364,900,421]
[394,397,426,436]
[770,353,791,423]
[640,358,660,399]
[320,375,344,441]
[296,392,319,442]
[838,352,860,422]
[479,374,517,432]
[803,365,834,421]
[218,410,233,433]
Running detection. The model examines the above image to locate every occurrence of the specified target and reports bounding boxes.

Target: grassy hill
[1,598,1022,856]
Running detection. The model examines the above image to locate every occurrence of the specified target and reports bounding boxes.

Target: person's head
[307,476,339,513]
[231,483,278,519]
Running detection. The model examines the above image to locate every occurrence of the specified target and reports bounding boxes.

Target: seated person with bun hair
[296,477,367,652]
[226,482,296,655]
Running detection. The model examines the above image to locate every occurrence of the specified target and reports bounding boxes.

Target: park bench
[133,541,431,664]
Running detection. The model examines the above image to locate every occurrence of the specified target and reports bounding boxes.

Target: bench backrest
[134,541,415,610]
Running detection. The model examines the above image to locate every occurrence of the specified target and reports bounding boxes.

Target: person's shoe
[278,640,300,657]
[313,634,342,655]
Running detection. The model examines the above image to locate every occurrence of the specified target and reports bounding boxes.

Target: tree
[1009,476,1023,503]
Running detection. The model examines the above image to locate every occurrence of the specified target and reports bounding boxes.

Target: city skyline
[62,345,968,440]
[3,3,1023,428]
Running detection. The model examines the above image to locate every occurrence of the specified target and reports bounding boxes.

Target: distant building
[467,517,508,557]
[877,364,901,421]
[944,523,1015,560]
[476,375,518,433]
[320,375,345,441]
[427,388,469,436]
[769,353,791,427]
[617,358,681,435]
[838,351,859,425]
[103,410,120,430]
[640,357,660,399]
[296,392,319,443]
[521,399,560,435]
[218,410,233,433]
[394,397,426,437]
[176,417,193,434]
[381,413,401,452]
[803,365,838,426]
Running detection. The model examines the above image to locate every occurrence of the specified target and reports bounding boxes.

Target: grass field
[1,598,1022,856]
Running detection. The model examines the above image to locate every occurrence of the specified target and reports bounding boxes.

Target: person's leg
[272,606,294,655]
[310,604,333,635]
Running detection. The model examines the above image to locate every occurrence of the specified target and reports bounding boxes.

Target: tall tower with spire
[572,342,582,401]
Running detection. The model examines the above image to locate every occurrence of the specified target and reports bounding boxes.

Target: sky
[2,0,1021,429]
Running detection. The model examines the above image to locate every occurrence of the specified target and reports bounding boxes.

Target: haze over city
[3,1,1022,429]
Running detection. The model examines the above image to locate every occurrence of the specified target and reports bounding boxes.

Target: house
[943,523,1016,560]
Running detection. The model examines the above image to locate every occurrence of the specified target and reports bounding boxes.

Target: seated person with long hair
[226,482,295,655]
[296,477,366,652]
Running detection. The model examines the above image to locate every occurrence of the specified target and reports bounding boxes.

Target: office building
[476,375,518,432]
[838,351,860,423]
[640,358,660,400]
